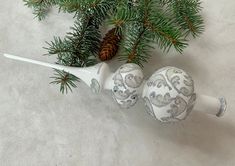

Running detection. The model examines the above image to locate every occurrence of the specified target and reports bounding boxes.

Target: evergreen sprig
[44,16,101,93]
[42,0,116,93]
[119,23,154,67]
[117,0,188,65]
[165,0,204,37]
[24,0,56,20]
[24,0,204,93]
[50,69,79,94]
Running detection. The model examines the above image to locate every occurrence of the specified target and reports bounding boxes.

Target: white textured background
[0,0,235,165]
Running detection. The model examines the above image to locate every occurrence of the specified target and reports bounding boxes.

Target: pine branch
[44,15,101,93]
[45,16,101,65]
[165,0,204,37]
[50,69,79,94]
[85,0,118,27]
[108,6,136,34]
[43,1,116,93]
[117,0,152,66]
[119,22,154,67]
[145,14,188,52]
[119,0,186,66]
[56,0,83,13]
[24,0,56,20]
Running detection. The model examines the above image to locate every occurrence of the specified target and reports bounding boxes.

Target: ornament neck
[194,94,227,117]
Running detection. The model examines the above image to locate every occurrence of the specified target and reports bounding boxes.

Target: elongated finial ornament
[3,53,227,122]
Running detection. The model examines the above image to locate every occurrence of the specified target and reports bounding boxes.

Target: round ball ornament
[112,63,144,109]
[142,67,197,122]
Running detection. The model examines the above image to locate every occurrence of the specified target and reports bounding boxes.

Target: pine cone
[99,28,121,61]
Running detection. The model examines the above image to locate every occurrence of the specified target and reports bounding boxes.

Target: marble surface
[0,0,235,165]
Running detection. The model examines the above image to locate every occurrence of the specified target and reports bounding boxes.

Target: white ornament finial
[3,53,227,122]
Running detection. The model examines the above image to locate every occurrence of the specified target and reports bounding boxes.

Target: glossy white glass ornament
[142,66,226,122]
[3,53,227,122]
